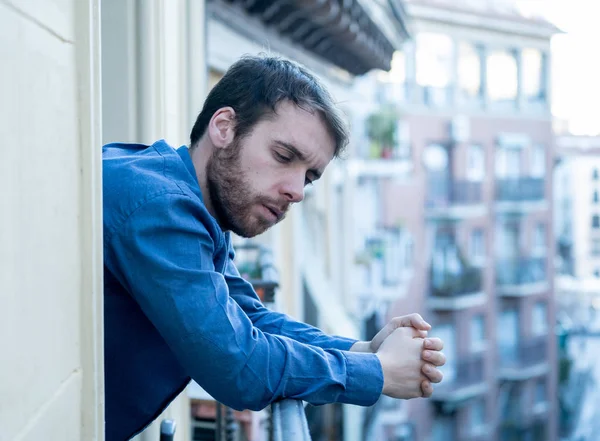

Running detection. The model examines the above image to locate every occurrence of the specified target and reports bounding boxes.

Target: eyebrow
[273,140,323,180]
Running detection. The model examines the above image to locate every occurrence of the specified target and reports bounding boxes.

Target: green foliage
[365,106,401,158]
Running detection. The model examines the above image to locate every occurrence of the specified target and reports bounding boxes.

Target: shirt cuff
[339,351,383,406]
[326,336,359,351]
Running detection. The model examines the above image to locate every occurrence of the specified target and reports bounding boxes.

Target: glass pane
[416,33,453,87]
[532,302,548,336]
[522,48,543,99]
[535,378,547,404]
[471,314,486,350]
[487,49,518,101]
[458,42,481,97]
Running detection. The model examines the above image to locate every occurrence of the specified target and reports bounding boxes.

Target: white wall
[0,1,103,440]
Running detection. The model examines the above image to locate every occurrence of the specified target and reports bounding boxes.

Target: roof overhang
[220,0,410,75]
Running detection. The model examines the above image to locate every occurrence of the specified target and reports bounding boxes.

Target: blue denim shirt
[102,140,383,440]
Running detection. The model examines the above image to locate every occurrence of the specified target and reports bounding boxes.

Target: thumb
[393,314,432,331]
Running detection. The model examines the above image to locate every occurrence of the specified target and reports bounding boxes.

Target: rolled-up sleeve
[104,191,383,411]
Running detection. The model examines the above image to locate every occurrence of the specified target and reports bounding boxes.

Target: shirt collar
[176,146,204,202]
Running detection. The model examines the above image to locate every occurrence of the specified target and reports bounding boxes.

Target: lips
[263,204,285,221]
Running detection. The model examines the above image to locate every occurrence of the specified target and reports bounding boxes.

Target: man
[103,55,445,440]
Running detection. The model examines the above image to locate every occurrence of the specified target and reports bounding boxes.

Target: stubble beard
[205,138,273,238]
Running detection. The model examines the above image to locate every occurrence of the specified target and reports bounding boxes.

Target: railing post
[271,400,312,441]
[159,419,176,441]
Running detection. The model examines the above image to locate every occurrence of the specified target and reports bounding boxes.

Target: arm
[105,192,383,411]
[223,248,356,351]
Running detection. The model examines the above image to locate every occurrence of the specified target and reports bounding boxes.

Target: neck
[189,140,217,219]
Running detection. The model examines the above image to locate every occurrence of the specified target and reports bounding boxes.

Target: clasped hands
[351,313,446,399]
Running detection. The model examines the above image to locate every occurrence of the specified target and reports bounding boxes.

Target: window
[591,239,600,256]
[467,145,485,181]
[531,144,546,177]
[534,378,547,405]
[495,148,521,178]
[416,33,453,88]
[471,315,486,352]
[458,42,482,103]
[532,302,548,336]
[595,269,600,278]
[593,168,599,180]
[416,33,453,106]
[533,223,546,253]
[487,49,518,103]
[431,324,457,383]
[469,399,486,433]
[522,48,546,102]
[376,50,407,102]
[498,309,519,360]
[592,215,600,229]
[594,191,599,204]
[470,228,485,263]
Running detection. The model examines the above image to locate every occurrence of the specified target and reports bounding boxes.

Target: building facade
[373,1,560,440]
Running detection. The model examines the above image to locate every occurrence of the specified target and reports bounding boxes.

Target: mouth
[262,204,284,222]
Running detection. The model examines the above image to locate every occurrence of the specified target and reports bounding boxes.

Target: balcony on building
[234,242,279,304]
[499,408,548,441]
[354,228,413,303]
[495,177,547,213]
[348,104,413,179]
[426,175,486,220]
[431,353,487,404]
[496,257,548,296]
[498,335,549,380]
[428,265,486,311]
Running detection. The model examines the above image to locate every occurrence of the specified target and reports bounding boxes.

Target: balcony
[499,412,547,441]
[426,178,486,220]
[350,107,413,178]
[495,178,547,213]
[496,257,548,296]
[235,243,279,304]
[428,267,486,310]
[498,336,549,380]
[431,354,487,403]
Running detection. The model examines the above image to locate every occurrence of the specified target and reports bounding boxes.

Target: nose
[281,174,305,203]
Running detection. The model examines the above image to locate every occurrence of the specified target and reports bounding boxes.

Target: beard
[205,137,286,238]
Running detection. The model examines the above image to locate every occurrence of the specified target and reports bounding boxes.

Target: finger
[393,314,431,331]
[424,337,444,351]
[422,364,444,383]
[422,350,446,367]
[409,327,428,339]
[421,380,433,398]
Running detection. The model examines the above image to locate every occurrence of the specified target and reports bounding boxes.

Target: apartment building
[554,136,600,316]
[369,1,560,440]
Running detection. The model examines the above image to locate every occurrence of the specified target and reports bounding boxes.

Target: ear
[207,107,236,149]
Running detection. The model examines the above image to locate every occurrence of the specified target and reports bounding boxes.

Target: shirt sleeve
[223,250,358,351]
[104,191,383,411]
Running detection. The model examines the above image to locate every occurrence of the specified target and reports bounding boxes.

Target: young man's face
[206,101,336,238]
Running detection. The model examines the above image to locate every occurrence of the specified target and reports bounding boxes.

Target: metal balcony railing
[495,178,545,202]
[430,266,483,297]
[496,257,546,286]
[433,354,485,399]
[271,400,312,441]
[426,178,483,208]
[499,336,548,370]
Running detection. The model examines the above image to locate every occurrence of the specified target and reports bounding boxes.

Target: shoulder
[102,140,218,241]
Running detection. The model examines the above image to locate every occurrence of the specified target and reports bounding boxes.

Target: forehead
[258,101,336,165]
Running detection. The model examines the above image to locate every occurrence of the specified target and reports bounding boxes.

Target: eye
[305,175,315,186]
[274,151,292,163]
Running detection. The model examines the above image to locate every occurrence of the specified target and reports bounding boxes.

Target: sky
[517,0,600,135]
